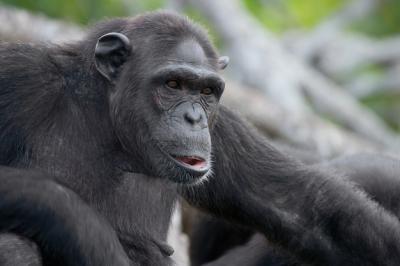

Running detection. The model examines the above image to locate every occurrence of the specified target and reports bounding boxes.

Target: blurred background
[0,0,399,264]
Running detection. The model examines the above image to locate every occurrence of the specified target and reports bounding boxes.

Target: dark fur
[0,11,400,266]
[190,153,400,266]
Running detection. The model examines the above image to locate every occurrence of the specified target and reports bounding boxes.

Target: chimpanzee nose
[184,104,203,126]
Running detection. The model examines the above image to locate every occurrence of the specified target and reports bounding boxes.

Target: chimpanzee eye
[201,87,213,95]
[166,80,179,89]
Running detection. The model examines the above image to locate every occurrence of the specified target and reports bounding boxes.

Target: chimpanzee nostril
[184,111,202,125]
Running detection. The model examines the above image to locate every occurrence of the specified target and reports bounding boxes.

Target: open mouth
[173,155,207,169]
[170,155,209,173]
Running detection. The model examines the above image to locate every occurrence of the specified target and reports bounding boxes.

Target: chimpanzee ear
[218,56,229,70]
[95,32,131,82]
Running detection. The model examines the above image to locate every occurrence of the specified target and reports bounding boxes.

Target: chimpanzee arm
[0,167,130,266]
[181,106,400,265]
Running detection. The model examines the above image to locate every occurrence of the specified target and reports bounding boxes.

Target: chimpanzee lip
[169,154,210,174]
[172,155,206,166]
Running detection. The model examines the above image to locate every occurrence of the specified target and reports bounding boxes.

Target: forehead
[167,39,211,67]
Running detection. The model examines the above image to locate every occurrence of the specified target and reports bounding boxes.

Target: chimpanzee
[1,11,400,266]
[190,153,400,266]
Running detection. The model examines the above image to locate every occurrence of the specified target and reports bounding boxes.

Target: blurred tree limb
[222,81,383,157]
[284,0,400,98]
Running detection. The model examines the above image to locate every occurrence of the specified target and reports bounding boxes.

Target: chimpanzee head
[93,12,228,184]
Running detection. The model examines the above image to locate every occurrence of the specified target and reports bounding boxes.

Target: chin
[167,164,212,185]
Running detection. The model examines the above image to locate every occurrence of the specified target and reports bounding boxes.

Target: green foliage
[0,0,164,24]
[351,0,400,37]
[242,0,345,32]
[241,0,400,36]
[362,93,400,132]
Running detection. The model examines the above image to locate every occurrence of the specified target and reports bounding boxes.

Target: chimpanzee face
[94,19,228,184]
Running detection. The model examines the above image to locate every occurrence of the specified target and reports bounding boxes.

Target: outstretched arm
[182,106,400,265]
[0,167,130,266]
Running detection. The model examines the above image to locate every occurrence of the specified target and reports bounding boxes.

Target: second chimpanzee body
[1,11,400,266]
[190,153,400,266]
